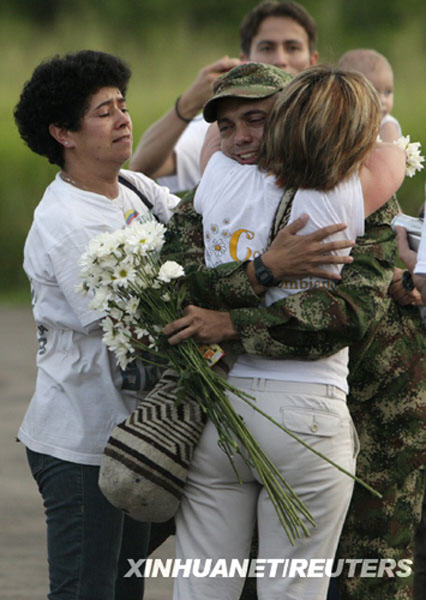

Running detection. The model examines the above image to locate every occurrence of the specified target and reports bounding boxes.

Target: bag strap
[118,174,160,222]
[267,187,297,246]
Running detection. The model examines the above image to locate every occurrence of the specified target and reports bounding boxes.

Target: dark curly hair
[14,50,131,168]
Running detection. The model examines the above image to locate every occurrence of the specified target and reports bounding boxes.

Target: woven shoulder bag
[99,369,207,522]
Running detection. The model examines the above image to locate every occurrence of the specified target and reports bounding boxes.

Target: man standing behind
[130,1,318,192]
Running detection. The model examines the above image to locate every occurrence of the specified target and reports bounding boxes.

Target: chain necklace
[60,171,121,200]
[60,171,89,191]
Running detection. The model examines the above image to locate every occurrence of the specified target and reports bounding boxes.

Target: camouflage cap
[203,62,292,123]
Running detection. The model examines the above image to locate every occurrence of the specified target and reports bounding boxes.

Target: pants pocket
[281,407,342,438]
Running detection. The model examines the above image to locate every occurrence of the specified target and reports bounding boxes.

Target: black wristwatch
[253,255,277,287]
[402,270,415,292]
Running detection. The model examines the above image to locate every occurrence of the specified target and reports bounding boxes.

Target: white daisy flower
[125,296,140,316]
[134,326,150,340]
[89,286,111,311]
[394,135,425,178]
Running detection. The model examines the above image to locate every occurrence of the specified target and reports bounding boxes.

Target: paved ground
[0,305,174,600]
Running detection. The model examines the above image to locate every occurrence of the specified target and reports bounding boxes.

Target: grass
[0,288,32,306]
[2,12,426,297]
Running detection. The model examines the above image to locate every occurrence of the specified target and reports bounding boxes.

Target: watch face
[402,270,415,292]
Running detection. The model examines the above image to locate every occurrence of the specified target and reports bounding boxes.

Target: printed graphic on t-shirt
[276,278,336,291]
[204,217,266,267]
[37,324,48,355]
[125,209,140,225]
[203,216,337,293]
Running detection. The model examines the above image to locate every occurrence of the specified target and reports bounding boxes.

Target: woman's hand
[246,215,354,294]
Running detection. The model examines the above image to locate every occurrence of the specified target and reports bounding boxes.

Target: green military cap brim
[203,62,292,123]
[204,86,283,123]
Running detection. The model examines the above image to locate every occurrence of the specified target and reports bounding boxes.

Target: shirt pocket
[280,408,342,437]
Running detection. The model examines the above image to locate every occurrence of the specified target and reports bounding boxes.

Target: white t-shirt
[157,115,210,193]
[195,152,365,393]
[414,216,426,276]
[381,114,402,138]
[19,170,179,465]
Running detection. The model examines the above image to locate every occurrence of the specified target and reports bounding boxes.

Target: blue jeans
[26,448,150,600]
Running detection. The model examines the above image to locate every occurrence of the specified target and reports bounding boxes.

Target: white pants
[173,378,359,600]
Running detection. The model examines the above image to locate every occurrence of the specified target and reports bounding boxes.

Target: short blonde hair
[338,48,393,79]
[258,65,381,191]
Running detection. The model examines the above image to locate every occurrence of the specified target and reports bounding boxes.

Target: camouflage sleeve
[163,188,263,310]
[230,225,395,360]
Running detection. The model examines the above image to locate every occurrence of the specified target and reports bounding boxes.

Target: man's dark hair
[240,1,317,56]
[14,50,131,168]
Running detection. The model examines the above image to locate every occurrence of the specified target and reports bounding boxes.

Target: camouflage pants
[414,474,426,600]
[336,467,425,600]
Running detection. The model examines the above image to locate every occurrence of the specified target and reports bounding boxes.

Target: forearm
[130,107,190,178]
[165,192,399,362]
[164,229,395,361]
[395,219,426,304]
[130,56,240,178]
[163,193,355,309]
[174,246,395,366]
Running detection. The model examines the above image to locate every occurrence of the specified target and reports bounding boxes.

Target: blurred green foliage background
[1,0,426,299]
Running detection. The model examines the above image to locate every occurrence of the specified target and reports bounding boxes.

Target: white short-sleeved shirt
[18,170,179,465]
[157,115,210,193]
[195,152,365,393]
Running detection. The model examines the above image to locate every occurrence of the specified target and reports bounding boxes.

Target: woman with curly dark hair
[14,50,179,600]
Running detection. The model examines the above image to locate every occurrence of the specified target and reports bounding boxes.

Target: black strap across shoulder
[118,174,160,222]
[268,187,297,246]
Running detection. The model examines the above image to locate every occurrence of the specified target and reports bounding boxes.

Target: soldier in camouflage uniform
[160,64,426,599]
[335,295,426,600]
